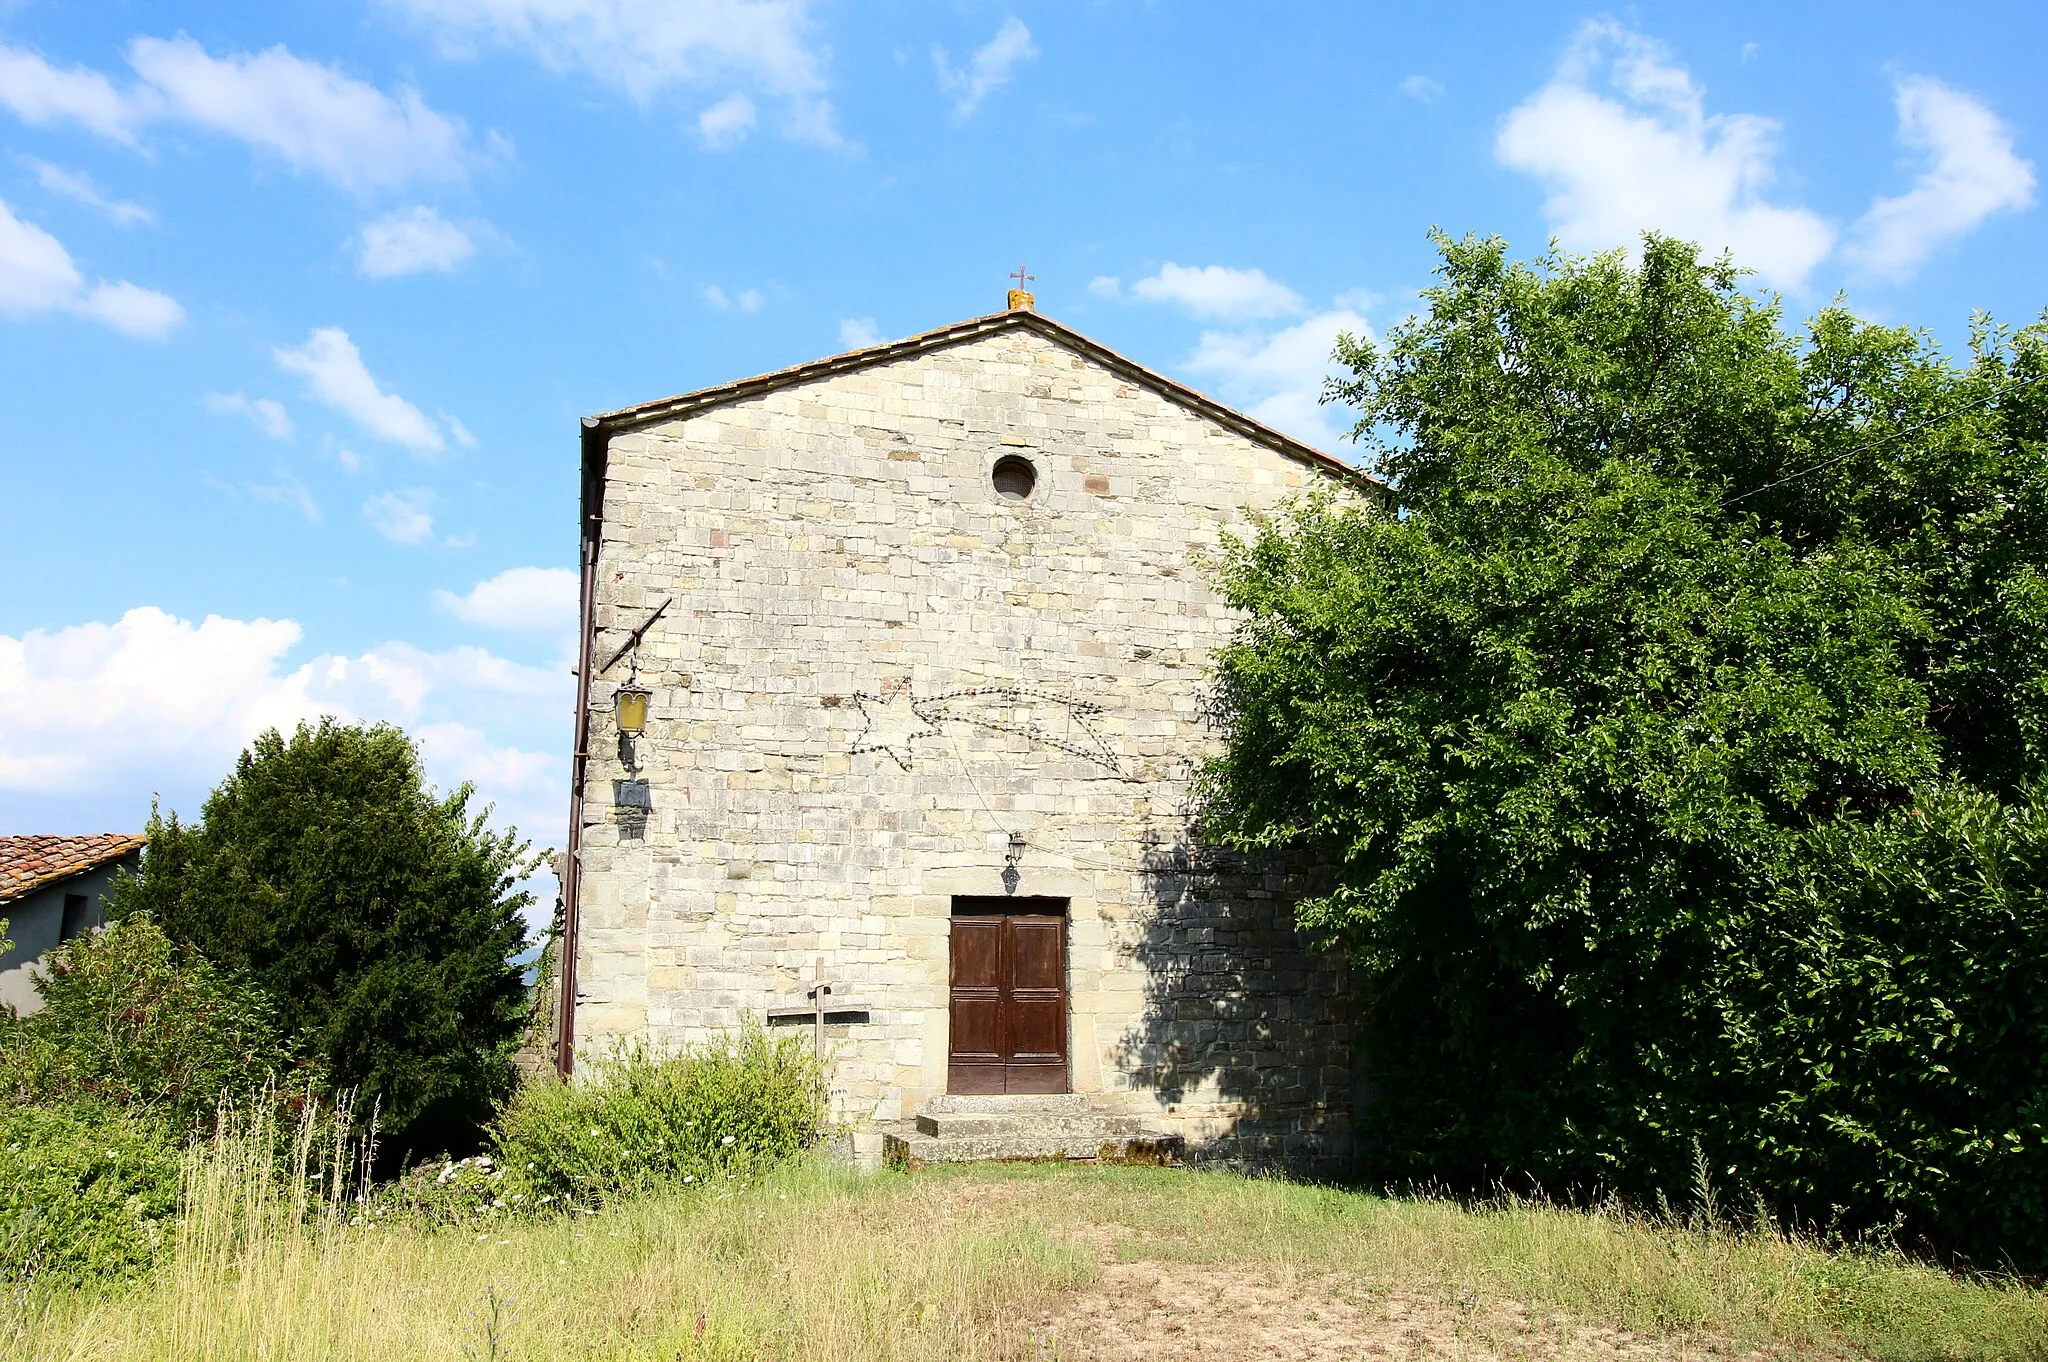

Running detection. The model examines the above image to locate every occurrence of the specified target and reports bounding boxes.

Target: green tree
[113,720,538,1155]
[0,914,292,1129]
[1201,232,2048,1263]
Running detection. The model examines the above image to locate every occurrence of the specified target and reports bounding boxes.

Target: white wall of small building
[0,859,132,1014]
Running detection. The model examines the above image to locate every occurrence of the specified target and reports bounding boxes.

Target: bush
[0,1104,183,1291]
[110,720,539,1157]
[495,1026,823,1206]
[0,915,293,1132]
[1201,232,2048,1266]
[1731,785,2048,1262]
[369,1153,545,1228]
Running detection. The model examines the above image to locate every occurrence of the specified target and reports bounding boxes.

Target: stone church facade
[558,300,1372,1172]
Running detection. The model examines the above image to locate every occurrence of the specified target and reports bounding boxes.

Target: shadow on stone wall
[1112,830,1356,1179]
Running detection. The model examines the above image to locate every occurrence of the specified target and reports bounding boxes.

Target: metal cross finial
[1009,265,1034,290]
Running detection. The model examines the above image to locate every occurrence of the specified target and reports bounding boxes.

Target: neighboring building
[0,833,145,1014]
[559,296,1380,1172]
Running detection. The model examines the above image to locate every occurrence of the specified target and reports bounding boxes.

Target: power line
[1721,371,2041,508]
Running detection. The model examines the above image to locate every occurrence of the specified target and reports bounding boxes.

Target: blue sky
[1,0,2042,854]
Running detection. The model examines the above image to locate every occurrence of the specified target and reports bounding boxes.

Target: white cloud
[0,198,182,338]
[73,280,185,339]
[704,283,765,311]
[1130,263,1304,322]
[1087,275,1120,299]
[1848,76,2035,281]
[1399,75,1444,103]
[0,610,321,797]
[126,37,471,192]
[390,0,840,144]
[839,316,880,348]
[205,392,295,440]
[0,42,140,143]
[1184,308,1371,452]
[443,412,479,449]
[435,566,579,633]
[364,488,438,544]
[355,205,477,277]
[275,327,446,453]
[24,158,151,225]
[697,92,756,149]
[247,470,321,521]
[0,606,569,847]
[0,38,475,193]
[932,16,1037,118]
[1496,20,1836,289]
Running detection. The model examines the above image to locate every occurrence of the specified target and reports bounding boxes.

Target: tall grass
[157,1092,378,1356]
[16,1162,1090,1361]
[13,1156,2047,1360]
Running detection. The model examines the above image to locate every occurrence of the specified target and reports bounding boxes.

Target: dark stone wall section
[1117,842,1355,1179]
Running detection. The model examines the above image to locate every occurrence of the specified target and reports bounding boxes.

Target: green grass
[10,1159,2045,1360]
[964,1162,2048,1361]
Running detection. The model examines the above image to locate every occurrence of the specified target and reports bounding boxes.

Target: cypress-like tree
[115,719,537,1155]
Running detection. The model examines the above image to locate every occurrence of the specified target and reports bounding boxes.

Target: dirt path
[1025,1245,1772,1361]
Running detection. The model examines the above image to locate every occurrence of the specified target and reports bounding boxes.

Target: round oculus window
[991,454,1037,500]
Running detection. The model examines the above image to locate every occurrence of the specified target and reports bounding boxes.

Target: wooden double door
[948,898,1069,1094]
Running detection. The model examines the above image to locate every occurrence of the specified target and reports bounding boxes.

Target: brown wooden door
[948,898,1069,1094]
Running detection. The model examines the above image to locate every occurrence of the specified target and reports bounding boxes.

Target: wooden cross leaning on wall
[808,976,832,1066]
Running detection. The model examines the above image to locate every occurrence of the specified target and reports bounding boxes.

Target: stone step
[914,1111,1155,1139]
[921,1093,1103,1117]
[883,1126,1184,1169]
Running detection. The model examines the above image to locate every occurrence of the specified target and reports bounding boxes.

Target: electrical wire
[1721,372,2041,508]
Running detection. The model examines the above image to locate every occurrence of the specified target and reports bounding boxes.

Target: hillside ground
[14,1160,2047,1361]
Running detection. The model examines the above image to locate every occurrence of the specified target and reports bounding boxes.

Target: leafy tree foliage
[112,720,538,1155]
[0,914,292,1130]
[1201,233,2048,1264]
[0,1103,184,1290]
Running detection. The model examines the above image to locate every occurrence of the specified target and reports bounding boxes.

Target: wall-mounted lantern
[1001,831,1026,894]
[614,678,652,736]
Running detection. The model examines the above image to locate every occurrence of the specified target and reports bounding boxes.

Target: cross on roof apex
[1006,264,1035,312]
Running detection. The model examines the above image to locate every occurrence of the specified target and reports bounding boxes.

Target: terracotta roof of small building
[0,834,145,906]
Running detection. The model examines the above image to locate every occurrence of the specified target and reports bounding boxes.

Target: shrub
[0,1104,183,1291]
[1201,231,2048,1265]
[495,1026,824,1206]
[369,1153,547,1228]
[1730,785,2048,1263]
[110,720,539,1157]
[0,915,293,1132]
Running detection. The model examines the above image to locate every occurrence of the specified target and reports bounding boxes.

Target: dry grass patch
[1031,1260,1732,1361]
[961,1164,2047,1362]
[9,1160,2046,1361]
[11,1163,1090,1362]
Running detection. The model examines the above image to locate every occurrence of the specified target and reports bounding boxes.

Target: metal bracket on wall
[599,597,673,675]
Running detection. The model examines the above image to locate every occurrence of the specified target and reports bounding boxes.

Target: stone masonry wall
[576,325,1357,1173]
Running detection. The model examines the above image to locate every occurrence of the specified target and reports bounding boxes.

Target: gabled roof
[0,834,144,906]
[580,307,1380,490]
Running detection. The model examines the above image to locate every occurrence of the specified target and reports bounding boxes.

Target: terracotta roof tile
[0,834,145,905]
